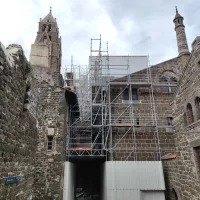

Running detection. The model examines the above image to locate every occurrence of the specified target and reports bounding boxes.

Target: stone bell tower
[30,7,62,74]
[173,7,190,56]
[30,9,67,200]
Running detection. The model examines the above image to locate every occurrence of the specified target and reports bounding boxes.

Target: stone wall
[0,43,38,200]
[163,44,200,200]
[32,68,68,199]
[110,62,179,161]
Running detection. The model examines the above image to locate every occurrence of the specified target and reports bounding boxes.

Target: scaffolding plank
[69,147,91,150]
[110,82,129,85]
[111,123,133,127]
[130,82,151,86]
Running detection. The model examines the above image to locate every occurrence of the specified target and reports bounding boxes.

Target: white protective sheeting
[89,55,148,78]
[102,161,165,200]
[104,56,148,77]
[63,162,75,200]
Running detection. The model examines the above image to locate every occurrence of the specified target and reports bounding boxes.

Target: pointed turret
[174,6,183,21]
[41,7,57,24]
[173,7,190,56]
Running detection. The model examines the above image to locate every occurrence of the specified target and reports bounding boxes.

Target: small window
[170,77,178,83]
[187,103,194,124]
[123,88,138,100]
[47,136,53,151]
[160,77,169,93]
[48,24,52,32]
[167,117,173,126]
[42,24,46,32]
[123,88,129,100]
[195,146,200,171]
[132,89,138,100]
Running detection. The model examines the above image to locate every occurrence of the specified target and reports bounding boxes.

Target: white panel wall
[102,161,165,200]
[63,162,75,200]
[141,191,165,200]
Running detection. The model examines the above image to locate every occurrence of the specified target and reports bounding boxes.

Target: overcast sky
[0,0,199,72]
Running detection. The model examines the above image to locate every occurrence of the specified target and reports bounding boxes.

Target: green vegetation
[23,54,34,79]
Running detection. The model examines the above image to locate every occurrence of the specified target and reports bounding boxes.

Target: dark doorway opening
[74,159,104,200]
[172,189,178,200]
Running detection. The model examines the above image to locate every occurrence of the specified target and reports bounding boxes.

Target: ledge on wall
[161,153,176,160]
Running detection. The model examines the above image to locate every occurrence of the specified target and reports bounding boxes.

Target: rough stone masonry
[0,43,38,199]
[1,7,200,200]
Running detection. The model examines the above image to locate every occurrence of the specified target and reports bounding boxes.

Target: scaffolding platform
[65,36,177,161]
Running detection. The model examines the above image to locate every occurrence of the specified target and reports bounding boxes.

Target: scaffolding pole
[66,36,177,161]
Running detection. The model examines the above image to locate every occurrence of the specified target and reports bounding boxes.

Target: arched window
[160,76,169,93]
[195,97,200,120]
[42,24,46,32]
[48,24,52,32]
[187,103,194,124]
[160,71,178,93]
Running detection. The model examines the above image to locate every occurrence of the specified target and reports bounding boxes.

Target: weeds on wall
[23,54,35,80]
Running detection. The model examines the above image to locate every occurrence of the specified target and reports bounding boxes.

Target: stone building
[162,9,200,200]
[109,7,200,200]
[0,9,76,200]
[29,9,77,200]
[1,6,200,200]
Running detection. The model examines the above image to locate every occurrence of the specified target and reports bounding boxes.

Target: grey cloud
[99,0,200,64]
[1,0,200,71]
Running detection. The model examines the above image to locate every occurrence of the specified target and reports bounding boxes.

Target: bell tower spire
[30,9,62,74]
[173,7,190,56]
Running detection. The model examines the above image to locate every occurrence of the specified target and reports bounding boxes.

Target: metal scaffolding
[66,36,177,161]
